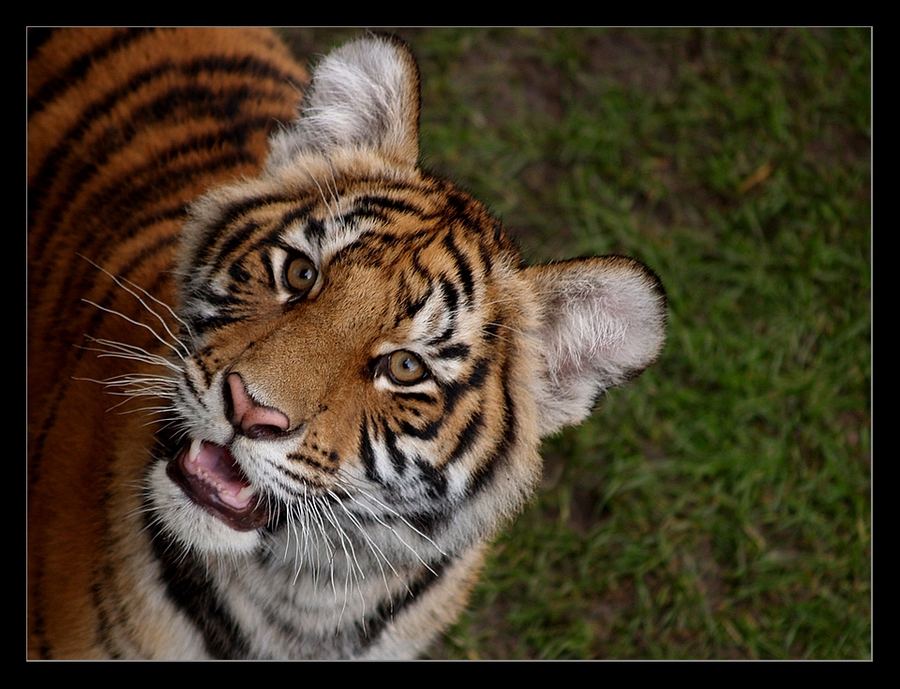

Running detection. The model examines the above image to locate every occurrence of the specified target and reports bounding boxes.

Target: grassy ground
[279,28,871,660]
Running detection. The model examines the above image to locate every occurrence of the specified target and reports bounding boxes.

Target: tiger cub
[27,28,666,659]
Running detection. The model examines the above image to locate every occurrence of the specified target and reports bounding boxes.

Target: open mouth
[166,439,269,531]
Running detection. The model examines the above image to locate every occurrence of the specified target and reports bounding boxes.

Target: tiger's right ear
[266,35,421,171]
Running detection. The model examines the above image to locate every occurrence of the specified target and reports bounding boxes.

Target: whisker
[332,480,440,577]
[78,254,192,358]
[335,471,448,557]
[79,255,196,342]
[81,299,186,361]
[327,488,396,612]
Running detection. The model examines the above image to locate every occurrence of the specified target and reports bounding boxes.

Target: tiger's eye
[285,255,318,294]
[388,350,427,385]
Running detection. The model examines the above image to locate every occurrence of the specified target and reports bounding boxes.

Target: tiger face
[146,36,666,565]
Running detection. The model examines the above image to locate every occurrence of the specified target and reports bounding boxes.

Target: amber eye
[284,254,318,294]
[387,350,428,385]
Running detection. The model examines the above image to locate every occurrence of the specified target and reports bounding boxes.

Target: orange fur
[28,27,307,658]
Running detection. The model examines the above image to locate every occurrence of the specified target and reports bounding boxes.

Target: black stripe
[263,251,277,290]
[435,343,470,361]
[335,208,390,230]
[404,287,433,321]
[483,320,501,342]
[183,361,207,404]
[191,313,242,337]
[443,357,491,408]
[40,82,276,261]
[492,219,504,244]
[398,418,440,441]
[400,356,491,441]
[30,53,298,247]
[351,194,426,218]
[416,459,448,498]
[26,27,58,60]
[444,410,484,468]
[197,194,294,257]
[445,191,491,236]
[467,354,517,496]
[269,203,317,238]
[382,424,408,475]
[356,555,453,649]
[90,456,133,659]
[427,325,455,346]
[410,251,434,284]
[305,219,327,243]
[286,451,337,475]
[43,150,255,345]
[91,580,123,659]
[359,418,380,484]
[229,261,251,284]
[477,239,495,277]
[144,506,253,659]
[213,220,260,272]
[29,29,154,117]
[265,461,324,497]
[464,356,491,390]
[393,391,436,404]
[31,596,51,658]
[442,230,475,302]
[37,113,278,272]
[98,518,146,656]
[439,277,459,314]
[393,274,413,328]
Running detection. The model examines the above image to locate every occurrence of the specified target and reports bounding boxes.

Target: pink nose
[225,373,290,439]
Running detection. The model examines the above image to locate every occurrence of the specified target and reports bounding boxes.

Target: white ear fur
[523,256,667,437]
[267,35,420,171]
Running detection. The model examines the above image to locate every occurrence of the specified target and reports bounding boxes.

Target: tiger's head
[147,36,666,562]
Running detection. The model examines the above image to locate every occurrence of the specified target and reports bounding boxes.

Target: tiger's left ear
[522,256,667,438]
[267,34,421,171]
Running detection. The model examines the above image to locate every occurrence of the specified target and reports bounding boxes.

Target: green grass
[279,28,871,660]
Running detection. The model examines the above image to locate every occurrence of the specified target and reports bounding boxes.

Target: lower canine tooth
[236,486,255,501]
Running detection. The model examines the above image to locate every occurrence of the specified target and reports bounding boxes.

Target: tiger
[27,27,667,660]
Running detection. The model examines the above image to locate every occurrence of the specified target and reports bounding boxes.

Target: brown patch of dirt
[449,42,565,124]
[690,534,727,613]
[584,580,637,656]
[583,29,680,93]
[569,482,608,535]
[805,124,870,171]
[427,596,522,660]
[836,409,870,460]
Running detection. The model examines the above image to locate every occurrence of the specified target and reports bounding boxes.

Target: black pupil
[292,261,314,284]
[402,357,417,371]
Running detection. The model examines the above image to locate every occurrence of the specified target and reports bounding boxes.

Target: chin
[145,460,263,557]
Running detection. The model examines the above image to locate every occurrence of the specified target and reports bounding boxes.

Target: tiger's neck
[97,425,484,659]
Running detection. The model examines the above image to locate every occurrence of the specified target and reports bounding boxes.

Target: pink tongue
[184,441,254,510]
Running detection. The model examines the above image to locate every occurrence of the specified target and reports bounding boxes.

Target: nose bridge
[232,282,375,424]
